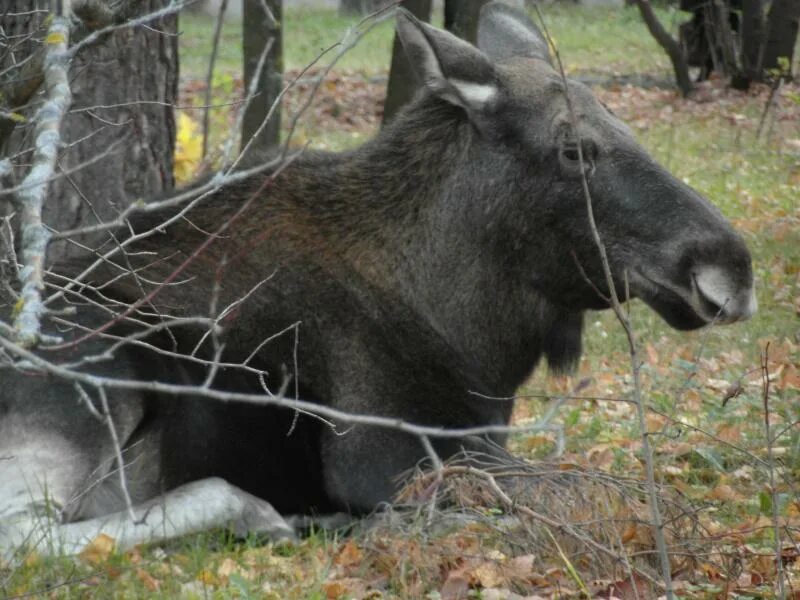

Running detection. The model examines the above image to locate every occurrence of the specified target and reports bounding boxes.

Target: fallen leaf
[620,523,638,544]
[708,484,742,502]
[472,561,505,588]
[440,571,471,600]
[334,539,364,569]
[505,554,537,582]
[79,533,115,564]
[645,342,659,365]
[481,588,534,600]
[323,578,371,599]
[136,568,160,592]
[217,557,253,582]
[597,573,650,599]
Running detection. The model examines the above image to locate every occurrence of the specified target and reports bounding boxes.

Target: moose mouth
[630,267,757,331]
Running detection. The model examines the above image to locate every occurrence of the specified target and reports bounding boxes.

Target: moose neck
[297,98,583,392]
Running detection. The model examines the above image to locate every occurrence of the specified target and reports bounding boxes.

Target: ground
[2,4,799,599]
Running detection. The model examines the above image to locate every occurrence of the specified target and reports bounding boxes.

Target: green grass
[179,6,396,77]
[178,3,675,79]
[535,3,675,76]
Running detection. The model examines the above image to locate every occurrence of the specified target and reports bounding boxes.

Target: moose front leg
[320,425,511,513]
[2,478,296,558]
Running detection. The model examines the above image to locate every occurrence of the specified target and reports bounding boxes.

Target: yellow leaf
[12,297,24,318]
[196,569,218,587]
[79,533,115,564]
[329,582,348,599]
[45,32,66,45]
[174,112,203,184]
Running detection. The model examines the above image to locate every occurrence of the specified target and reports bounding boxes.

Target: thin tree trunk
[711,0,739,78]
[382,0,433,126]
[762,0,800,77]
[444,0,492,45]
[242,0,283,154]
[733,0,766,88]
[633,0,693,96]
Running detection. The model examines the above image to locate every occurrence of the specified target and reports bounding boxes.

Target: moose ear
[478,2,552,65]
[395,9,499,113]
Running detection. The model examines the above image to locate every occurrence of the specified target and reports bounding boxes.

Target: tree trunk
[382,0,493,125]
[381,0,433,125]
[242,0,283,154]
[444,0,492,45]
[633,0,693,96]
[733,0,766,88]
[762,0,800,77]
[0,0,50,155]
[1,0,178,261]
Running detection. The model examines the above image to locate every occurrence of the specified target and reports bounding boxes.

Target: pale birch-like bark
[12,16,71,346]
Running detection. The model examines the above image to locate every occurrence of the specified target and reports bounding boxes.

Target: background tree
[382,0,433,124]
[632,0,693,96]
[737,0,766,87]
[444,0,489,44]
[382,0,492,124]
[762,0,800,78]
[1,0,178,261]
[242,0,283,154]
[658,0,799,93]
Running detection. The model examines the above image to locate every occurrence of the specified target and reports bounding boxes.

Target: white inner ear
[450,79,498,107]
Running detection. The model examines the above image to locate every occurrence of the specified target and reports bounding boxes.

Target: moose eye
[562,143,580,162]
[559,138,597,176]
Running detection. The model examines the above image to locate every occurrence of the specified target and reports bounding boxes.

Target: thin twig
[532,8,675,597]
[67,0,186,59]
[0,331,579,444]
[201,0,229,160]
[762,343,787,600]
[433,465,664,589]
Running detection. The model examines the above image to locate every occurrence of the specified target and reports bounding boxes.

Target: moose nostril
[692,266,757,323]
[693,274,728,318]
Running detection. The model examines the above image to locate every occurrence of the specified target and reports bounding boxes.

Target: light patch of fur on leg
[0,427,90,557]
[2,478,295,557]
[0,428,91,520]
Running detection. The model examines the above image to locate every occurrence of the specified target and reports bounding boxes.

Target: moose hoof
[228,492,297,543]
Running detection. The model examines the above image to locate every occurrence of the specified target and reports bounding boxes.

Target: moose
[0,3,755,556]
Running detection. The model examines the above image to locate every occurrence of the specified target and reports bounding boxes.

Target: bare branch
[67,0,186,59]
[533,8,676,596]
[0,330,569,444]
[11,15,71,347]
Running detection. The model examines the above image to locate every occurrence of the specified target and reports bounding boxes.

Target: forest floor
[2,4,799,599]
